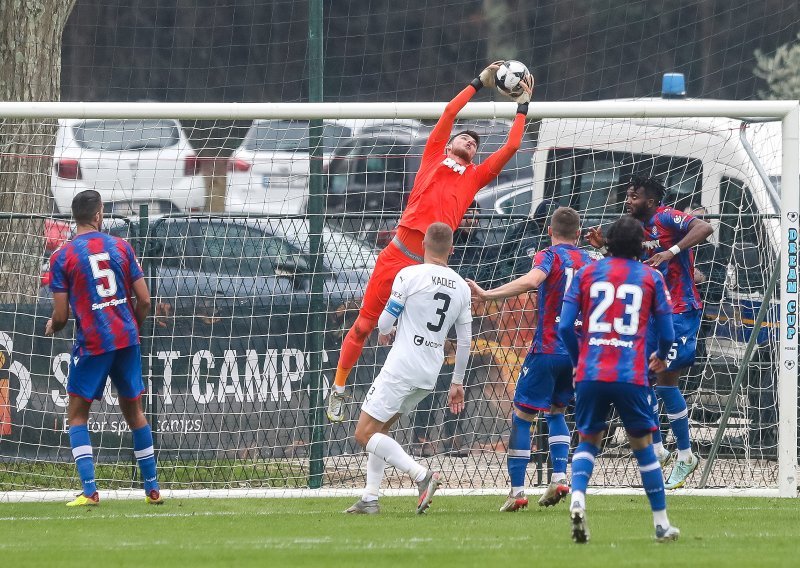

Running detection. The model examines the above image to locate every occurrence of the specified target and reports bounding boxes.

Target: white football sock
[677,448,693,463]
[653,509,669,529]
[653,441,666,455]
[333,384,345,394]
[362,452,386,502]
[570,490,586,510]
[366,432,427,483]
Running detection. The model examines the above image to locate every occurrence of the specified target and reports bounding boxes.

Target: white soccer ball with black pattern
[495,60,530,98]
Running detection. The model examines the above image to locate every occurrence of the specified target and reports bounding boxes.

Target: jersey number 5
[88,252,118,298]
[427,292,451,332]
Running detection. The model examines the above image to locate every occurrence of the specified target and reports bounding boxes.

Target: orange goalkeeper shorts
[359,237,422,320]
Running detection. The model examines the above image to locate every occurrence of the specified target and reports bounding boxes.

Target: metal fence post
[307,0,326,489]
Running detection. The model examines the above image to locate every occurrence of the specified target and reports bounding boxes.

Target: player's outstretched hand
[584,226,606,249]
[648,352,667,373]
[645,250,673,268]
[448,383,465,414]
[465,278,487,300]
[478,61,504,89]
[44,319,54,337]
[512,74,534,104]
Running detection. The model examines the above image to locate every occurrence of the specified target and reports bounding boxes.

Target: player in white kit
[346,222,473,515]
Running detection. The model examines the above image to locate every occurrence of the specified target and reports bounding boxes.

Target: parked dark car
[40,216,377,317]
[324,124,428,215]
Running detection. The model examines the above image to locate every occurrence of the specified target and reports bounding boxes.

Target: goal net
[0,100,796,500]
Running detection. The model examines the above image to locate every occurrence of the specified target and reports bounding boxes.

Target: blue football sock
[508,414,532,489]
[545,413,570,478]
[69,424,97,497]
[648,387,663,446]
[656,386,691,451]
[634,446,666,512]
[132,425,159,492]
[570,442,599,496]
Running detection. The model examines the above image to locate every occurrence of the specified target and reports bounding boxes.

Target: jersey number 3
[88,252,118,298]
[427,292,451,332]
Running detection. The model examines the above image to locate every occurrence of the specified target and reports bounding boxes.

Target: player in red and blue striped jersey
[468,207,594,512]
[45,190,162,507]
[586,175,713,489]
[559,215,679,543]
[626,176,713,488]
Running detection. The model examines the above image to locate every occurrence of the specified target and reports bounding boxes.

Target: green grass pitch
[1,495,796,567]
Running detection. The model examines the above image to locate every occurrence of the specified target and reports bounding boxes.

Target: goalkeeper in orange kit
[327,62,534,422]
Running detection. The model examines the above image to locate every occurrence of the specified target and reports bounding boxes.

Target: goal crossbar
[0,100,796,120]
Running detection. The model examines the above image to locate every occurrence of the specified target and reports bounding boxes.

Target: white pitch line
[0,509,326,522]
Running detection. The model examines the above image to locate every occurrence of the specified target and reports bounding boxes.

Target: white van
[527,111,782,361]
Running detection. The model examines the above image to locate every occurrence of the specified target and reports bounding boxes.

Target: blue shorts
[646,309,702,371]
[514,352,574,413]
[67,344,144,402]
[574,381,656,437]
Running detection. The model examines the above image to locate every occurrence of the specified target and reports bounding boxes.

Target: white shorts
[361,370,432,423]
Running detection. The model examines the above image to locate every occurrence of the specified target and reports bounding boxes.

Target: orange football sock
[333,366,352,390]
[335,316,376,388]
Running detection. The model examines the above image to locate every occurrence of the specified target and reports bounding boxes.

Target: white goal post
[0,99,796,501]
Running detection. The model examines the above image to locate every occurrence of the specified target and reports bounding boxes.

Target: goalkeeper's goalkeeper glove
[470,61,504,91]
[512,74,534,104]
[513,74,534,115]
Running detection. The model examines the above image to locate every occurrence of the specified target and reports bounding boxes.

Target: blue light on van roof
[662,73,686,99]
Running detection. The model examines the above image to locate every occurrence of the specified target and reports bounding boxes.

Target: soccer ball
[495,60,530,97]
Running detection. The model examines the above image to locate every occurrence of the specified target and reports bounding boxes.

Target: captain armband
[384,298,405,318]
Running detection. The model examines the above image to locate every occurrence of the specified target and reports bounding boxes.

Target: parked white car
[225,119,351,215]
[50,118,206,214]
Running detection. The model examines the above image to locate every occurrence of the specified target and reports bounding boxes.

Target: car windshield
[194,223,296,277]
[270,223,377,271]
[321,229,376,271]
[545,148,702,218]
[73,119,181,151]
[244,121,349,154]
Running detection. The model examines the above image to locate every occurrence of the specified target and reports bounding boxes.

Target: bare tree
[0,0,75,303]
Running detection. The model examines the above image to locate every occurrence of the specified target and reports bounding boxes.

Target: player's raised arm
[645,215,713,268]
[474,74,532,186]
[422,61,503,162]
[467,268,546,302]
